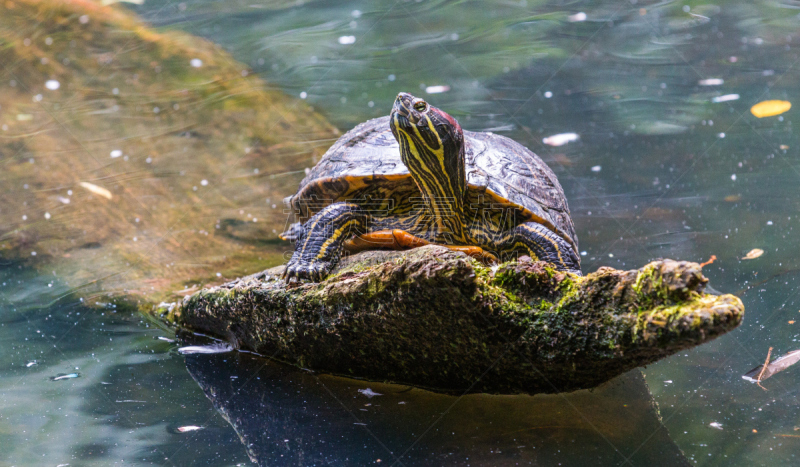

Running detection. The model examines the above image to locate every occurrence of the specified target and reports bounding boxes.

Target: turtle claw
[282,259,333,284]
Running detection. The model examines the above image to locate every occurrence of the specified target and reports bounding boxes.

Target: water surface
[3,0,800,465]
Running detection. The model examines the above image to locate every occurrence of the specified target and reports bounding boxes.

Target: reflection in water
[184,346,689,466]
[2,0,800,464]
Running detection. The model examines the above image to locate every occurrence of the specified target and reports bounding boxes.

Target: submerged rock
[172,245,744,395]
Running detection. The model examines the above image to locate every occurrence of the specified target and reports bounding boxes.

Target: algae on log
[173,245,744,395]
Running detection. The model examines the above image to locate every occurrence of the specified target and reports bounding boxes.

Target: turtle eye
[413,100,427,112]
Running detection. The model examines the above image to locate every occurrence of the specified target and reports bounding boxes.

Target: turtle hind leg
[283,202,369,283]
[496,222,581,274]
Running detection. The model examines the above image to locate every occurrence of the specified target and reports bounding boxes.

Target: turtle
[280,92,580,282]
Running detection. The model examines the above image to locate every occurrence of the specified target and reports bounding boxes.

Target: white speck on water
[178,343,233,355]
[112,87,119,95]
[216,272,222,277]
[79,15,89,24]
[543,133,579,146]
[299,91,308,99]
[731,174,737,181]
[133,237,137,242]
[110,149,122,158]
[26,361,37,367]
[608,253,614,258]
[712,94,739,103]
[2,124,7,131]
[153,106,160,113]
[192,186,197,191]
[358,388,382,398]
[176,426,203,433]
[664,380,673,384]
[451,33,459,41]
[590,166,602,173]
[253,218,258,222]
[351,9,362,18]
[388,74,396,81]
[44,212,51,220]
[190,58,203,68]
[22,215,27,221]
[57,196,70,204]
[45,80,60,90]
[50,373,79,381]
[338,35,356,45]
[718,132,725,138]
[698,78,724,86]
[368,101,374,107]
[568,12,587,22]
[544,91,553,98]
[683,5,691,12]
[581,251,587,256]
[767,220,773,225]
[67,190,72,195]
[145,157,152,163]
[200,179,208,186]
[709,422,723,430]
[33,94,43,102]
[425,85,450,94]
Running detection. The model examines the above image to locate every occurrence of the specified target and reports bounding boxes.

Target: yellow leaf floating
[742,248,764,260]
[751,100,792,118]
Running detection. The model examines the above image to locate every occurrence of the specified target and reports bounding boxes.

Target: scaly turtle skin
[281,92,580,282]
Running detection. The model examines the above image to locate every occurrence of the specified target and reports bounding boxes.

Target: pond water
[3,0,800,465]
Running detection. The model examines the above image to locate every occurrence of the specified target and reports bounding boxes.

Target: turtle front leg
[495,222,581,274]
[283,202,369,283]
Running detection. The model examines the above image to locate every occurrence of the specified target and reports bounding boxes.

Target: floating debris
[177,342,233,354]
[742,248,764,260]
[567,12,587,22]
[358,388,382,398]
[16,113,33,121]
[698,78,724,86]
[26,360,38,367]
[712,94,740,103]
[110,149,122,158]
[50,373,80,381]
[699,255,717,268]
[79,181,112,200]
[751,100,792,118]
[157,336,176,343]
[176,425,203,433]
[743,348,800,383]
[425,85,450,94]
[709,422,723,430]
[591,165,601,172]
[543,133,579,146]
[45,80,60,90]
[338,35,356,45]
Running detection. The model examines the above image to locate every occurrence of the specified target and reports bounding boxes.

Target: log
[168,245,744,395]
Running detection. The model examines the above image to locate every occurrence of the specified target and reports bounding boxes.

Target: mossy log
[171,245,744,395]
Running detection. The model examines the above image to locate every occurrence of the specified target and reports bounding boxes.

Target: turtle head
[390,92,467,236]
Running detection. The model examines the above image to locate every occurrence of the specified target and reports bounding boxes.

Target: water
[3,0,800,464]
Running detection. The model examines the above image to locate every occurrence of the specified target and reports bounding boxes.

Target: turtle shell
[287,116,578,250]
